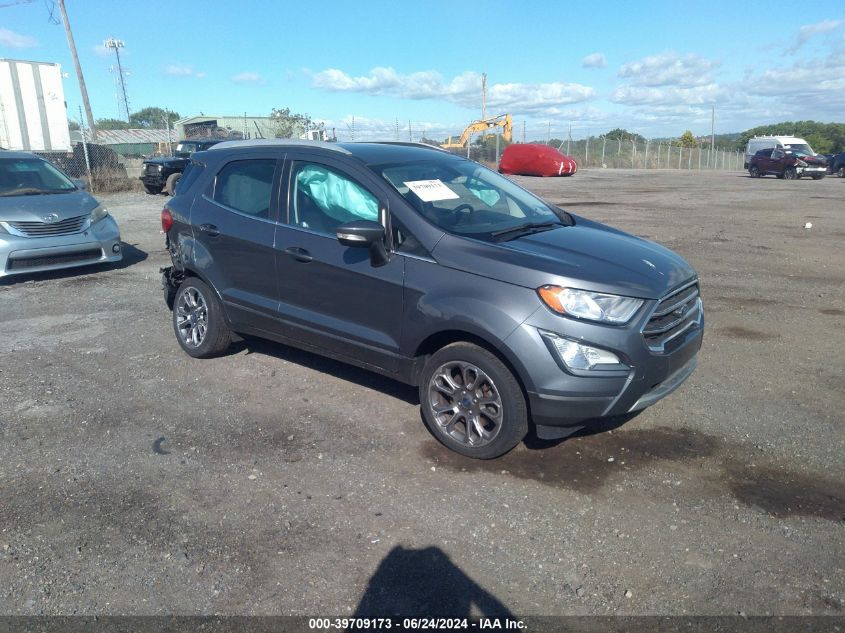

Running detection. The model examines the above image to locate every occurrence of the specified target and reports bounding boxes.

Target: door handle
[199,223,220,237]
[284,246,313,263]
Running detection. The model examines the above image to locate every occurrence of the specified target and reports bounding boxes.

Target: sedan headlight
[537,285,643,324]
[90,205,109,225]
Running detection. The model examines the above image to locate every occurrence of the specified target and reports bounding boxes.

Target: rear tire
[749,165,760,178]
[419,342,528,459]
[144,184,163,195]
[165,172,182,196]
[838,166,845,178]
[172,278,231,358]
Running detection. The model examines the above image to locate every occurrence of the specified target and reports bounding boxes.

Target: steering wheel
[450,203,474,225]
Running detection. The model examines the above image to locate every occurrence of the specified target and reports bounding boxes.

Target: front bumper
[796,166,827,176]
[0,216,122,278]
[504,290,703,430]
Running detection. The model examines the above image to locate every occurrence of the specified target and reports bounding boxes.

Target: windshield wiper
[491,221,562,241]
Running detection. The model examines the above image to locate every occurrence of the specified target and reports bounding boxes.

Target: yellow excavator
[441,113,513,149]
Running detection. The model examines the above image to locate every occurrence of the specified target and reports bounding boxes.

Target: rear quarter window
[178,161,205,193]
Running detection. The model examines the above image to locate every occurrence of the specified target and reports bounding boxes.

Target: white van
[745,136,815,168]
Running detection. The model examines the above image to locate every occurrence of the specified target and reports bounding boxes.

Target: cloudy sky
[1,1,843,141]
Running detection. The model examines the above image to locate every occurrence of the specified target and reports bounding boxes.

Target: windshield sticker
[403,179,460,202]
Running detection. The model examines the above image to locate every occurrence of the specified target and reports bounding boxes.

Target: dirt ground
[0,168,843,617]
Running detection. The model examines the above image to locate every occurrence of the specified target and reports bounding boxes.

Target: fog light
[112,243,121,253]
[541,331,622,371]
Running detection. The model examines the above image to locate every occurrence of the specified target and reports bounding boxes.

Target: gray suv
[161,140,703,459]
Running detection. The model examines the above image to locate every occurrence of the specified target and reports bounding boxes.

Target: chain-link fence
[462,136,744,172]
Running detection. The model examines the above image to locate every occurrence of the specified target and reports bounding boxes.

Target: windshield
[377,158,572,240]
[0,158,76,196]
[175,142,198,156]
[783,143,814,155]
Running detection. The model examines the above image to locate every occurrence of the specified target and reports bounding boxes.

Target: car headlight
[537,285,644,324]
[90,205,109,225]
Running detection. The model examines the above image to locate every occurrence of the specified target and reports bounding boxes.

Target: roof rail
[367,141,449,152]
[207,139,351,154]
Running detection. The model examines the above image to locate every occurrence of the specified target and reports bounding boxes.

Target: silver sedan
[0,152,122,278]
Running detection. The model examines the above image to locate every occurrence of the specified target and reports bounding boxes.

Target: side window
[772,149,784,160]
[289,162,379,235]
[212,159,276,219]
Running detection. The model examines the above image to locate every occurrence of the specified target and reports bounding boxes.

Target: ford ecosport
[161,140,703,458]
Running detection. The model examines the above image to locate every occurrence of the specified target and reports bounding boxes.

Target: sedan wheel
[420,343,528,459]
[749,165,760,178]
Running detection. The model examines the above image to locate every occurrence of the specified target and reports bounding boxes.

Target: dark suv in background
[161,140,703,458]
[140,139,224,195]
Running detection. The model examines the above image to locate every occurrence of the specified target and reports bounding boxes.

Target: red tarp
[498,144,578,177]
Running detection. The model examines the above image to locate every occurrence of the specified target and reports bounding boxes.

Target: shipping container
[0,58,71,152]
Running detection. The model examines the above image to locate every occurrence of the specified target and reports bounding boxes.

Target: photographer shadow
[353,545,514,619]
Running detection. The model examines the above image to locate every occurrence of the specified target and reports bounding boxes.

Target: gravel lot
[0,168,843,617]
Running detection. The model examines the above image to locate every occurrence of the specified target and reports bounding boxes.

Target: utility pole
[104,38,130,121]
[481,73,487,120]
[710,106,715,168]
[57,0,96,140]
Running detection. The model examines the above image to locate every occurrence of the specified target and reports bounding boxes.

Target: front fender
[401,257,541,391]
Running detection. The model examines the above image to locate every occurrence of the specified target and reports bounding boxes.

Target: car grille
[6,248,103,271]
[8,214,88,237]
[642,281,701,352]
[144,164,161,175]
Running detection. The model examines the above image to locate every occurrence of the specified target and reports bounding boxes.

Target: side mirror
[336,220,389,267]
[73,178,87,190]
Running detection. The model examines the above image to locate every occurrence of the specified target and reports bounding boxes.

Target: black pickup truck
[140,139,224,195]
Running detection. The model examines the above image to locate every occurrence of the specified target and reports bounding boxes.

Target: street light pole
[104,38,130,121]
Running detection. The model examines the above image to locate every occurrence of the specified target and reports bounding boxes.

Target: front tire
[165,172,182,196]
[419,343,528,459]
[144,184,163,195]
[172,278,231,358]
[784,167,798,180]
[838,166,844,178]
[749,165,760,178]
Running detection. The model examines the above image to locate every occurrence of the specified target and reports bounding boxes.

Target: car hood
[0,189,99,221]
[801,155,827,166]
[432,215,696,300]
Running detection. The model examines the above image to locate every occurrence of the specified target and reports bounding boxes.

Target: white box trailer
[0,58,71,152]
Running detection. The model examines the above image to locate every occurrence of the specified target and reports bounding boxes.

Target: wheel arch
[413,328,535,400]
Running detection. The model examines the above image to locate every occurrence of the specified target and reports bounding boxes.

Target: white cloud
[232,72,263,84]
[582,53,607,69]
[0,27,37,48]
[618,52,720,87]
[164,64,204,79]
[612,83,730,106]
[92,43,111,57]
[745,50,845,110]
[311,67,595,117]
[791,19,845,51]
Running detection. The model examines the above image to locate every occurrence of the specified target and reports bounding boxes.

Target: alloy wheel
[427,361,504,447]
[175,286,209,347]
